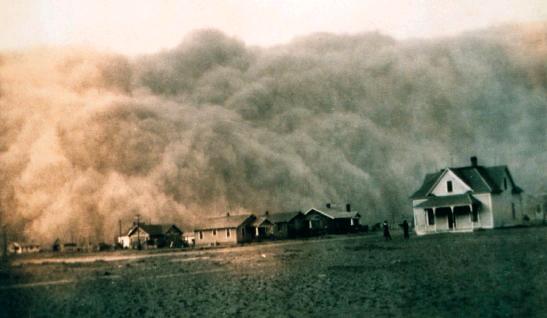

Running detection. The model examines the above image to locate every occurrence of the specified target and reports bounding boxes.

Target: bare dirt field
[1,227,546,317]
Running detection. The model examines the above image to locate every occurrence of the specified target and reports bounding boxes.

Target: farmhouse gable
[411,156,524,235]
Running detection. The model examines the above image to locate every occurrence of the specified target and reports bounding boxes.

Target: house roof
[305,208,360,220]
[411,164,523,199]
[252,216,273,227]
[194,214,256,231]
[263,211,304,224]
[415,193,481,209]
[128,224,183,236]
[410,171,444,199]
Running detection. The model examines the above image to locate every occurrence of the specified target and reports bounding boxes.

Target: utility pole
[136,214,141,250]
[1,205,7,264]
[2,226,7,263]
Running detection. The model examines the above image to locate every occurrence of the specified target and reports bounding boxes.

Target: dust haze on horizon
[2,0,547,55]
[0,23,546,244]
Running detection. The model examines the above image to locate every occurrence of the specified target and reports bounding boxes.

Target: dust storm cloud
[0,25,545,243]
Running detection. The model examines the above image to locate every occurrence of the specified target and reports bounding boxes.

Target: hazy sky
[1,0,546,55]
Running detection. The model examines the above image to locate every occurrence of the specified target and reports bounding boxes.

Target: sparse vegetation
[0,227,545,317]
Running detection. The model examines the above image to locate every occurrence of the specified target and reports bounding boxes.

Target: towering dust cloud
[0,25,545,243]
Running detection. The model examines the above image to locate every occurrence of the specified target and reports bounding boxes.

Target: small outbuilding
[8,242,41,254]
[305,203,361,234]
[257,211,307,239]
[253,216,274,240]
[182,232,196,247]
[194,214,256,246]
[126,223,184,249]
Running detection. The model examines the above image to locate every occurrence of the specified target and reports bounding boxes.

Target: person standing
[383,220,392,241]
[402,220,410,240]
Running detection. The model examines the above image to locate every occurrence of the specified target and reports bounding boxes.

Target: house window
[512,203,516,220]
[242,228,245,236]
[504,178,507,190]
[447,181,453,193]
[213,229,217,236]
[199,231,203,240]
[427,209,435,225]
[226,229,230,237]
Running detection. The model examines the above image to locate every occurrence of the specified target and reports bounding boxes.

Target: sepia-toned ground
[1,227,546,318]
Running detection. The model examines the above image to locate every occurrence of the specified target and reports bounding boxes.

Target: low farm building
[411,156,524,235]
[122,223,183,249]
[8,242,41,254]
[194,214,256,246]
[254,211,307,239]
[182,232,195,247]
[305,204,361,234]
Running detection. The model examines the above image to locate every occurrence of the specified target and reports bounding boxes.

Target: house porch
[415,193,482,234]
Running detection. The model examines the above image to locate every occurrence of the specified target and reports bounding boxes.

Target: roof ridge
[208,213,253,219]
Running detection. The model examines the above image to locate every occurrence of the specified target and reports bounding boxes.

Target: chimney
[470,156,478,167]
[346,204,351,212]
[226,212,230,217]
[326,203,331,209]
[265,210,269,216]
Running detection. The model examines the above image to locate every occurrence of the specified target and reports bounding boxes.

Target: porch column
[433,208,437,233]
[477,206,481,227]
[450,206,455,230]
[469,204,474,230]
[413,210,417,232]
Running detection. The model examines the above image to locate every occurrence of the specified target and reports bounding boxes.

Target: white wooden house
[411,156,524,235]
[194,214,256,246]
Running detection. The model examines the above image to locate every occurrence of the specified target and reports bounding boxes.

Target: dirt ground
[1,227,546,317]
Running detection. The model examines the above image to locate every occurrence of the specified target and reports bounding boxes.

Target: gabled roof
[252,216,273,227]
[305,208,360,220]
[451,167,494,193]
[128,224,183,236]
[411,164,523,199]
[263,211,304,224]
[483,166,523,194]
[194,214,256,231]
[414,192,481,209]
[410,171,444,199]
